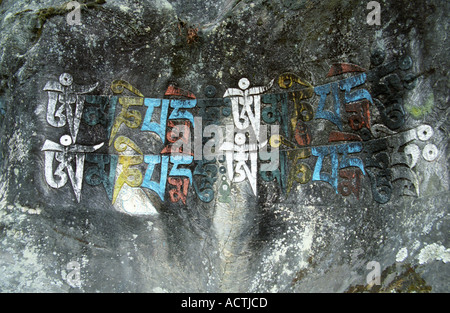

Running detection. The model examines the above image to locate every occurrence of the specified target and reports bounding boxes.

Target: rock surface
[0,0,448,292]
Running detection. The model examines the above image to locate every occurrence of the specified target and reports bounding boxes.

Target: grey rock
[0,0,448,293]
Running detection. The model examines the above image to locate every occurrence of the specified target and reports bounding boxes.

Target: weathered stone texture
[0,0,448,292]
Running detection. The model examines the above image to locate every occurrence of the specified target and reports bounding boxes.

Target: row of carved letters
[41,72,436,204]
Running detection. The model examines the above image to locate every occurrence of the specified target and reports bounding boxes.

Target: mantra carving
[40,58,439,206]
